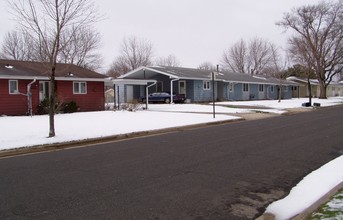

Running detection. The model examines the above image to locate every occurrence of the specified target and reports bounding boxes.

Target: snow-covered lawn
[1,97,342,219]
[0,110,239,151]
[147,103,251,113]
[218,97,343,109]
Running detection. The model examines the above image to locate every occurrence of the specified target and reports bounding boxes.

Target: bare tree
[108,36,153,76]
[0,30,36,60]
[198,61,216,71]
[265,45,289,102]
[249,38,274,75]
[277,0,343,98]
[1,27,102,71]
[106,57,131,78]
[8,0,101,137]
[222,39,247,73]
[155,54,181,67]
[59,26,103,71]
[288,36,317,104]
[221,37,273,75]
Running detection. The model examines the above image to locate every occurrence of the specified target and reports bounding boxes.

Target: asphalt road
[1,106,343,220]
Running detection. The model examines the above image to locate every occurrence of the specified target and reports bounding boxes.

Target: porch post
[117,85,120,110]
[146,85,148,110]
[146,81,157,110]
[170,78,179,104]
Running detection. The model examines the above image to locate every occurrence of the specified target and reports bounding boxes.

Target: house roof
[0,59,108,81]
[119,66,298,85]
[287,76,343,86]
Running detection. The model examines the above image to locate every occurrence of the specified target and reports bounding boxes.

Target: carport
[113,78,157,110]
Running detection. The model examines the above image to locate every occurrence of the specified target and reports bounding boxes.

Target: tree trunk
[49,67,56,137]
[307,76,312,105]
[317,69,327,99]
[278,81,282,103]
[318,81,327,99]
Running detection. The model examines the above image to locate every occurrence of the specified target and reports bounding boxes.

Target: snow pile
[265,155,343,219]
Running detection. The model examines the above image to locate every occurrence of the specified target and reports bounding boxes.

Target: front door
[126,85,133,102]
[179,80,186,95]
[39,81,50,102]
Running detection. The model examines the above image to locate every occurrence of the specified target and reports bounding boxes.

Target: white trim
[73,82,87,94]
[203,81,211,90]
[113,78,157,85]
[118,66,146,78]
[9,80,19,94]
[118,66,179,80]
[145,67,179,79]
[242,83,249,92]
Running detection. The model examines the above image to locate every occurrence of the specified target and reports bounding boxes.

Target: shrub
[63,101,78,113]
[36,99,78,114]
[36,99,50,115]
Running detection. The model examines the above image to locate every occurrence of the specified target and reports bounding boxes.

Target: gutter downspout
[145,81,157,110]
[170,78,179,104]
[27,78,37,117]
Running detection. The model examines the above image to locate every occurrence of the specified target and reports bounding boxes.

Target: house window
[258,84,264,92]
[9,80,18,94]
[270,86,274,93]
[242,83,249,92]
[39,81,50,102]
[284,86,289,92]
[179,80,186,95]
[203,81,210,90]
[73,82,87,94]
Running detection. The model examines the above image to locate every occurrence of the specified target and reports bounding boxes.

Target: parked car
[139,92,186,104]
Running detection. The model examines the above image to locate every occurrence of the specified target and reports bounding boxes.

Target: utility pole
[212,71,215,118]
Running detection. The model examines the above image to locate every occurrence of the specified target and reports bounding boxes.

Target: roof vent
[68,72,74,77]
[5,64,13,69]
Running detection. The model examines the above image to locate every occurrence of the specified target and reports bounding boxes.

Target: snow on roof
[0,59,107,81]
[121,66,297,85]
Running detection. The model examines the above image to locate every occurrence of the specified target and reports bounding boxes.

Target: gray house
[113,66,296,104]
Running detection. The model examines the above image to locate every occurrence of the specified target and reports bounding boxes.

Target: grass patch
[308,189,343,220]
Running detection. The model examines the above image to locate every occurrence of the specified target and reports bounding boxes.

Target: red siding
[0,79,39,116]
[0,79,104,116]
[56,81,105,112]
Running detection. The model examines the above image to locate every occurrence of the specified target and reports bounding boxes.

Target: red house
[0,59,107,116]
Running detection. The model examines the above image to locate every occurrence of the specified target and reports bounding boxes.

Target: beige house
[105,88,115,103]
[287,77,343,98]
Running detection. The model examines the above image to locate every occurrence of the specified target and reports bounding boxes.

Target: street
[1,106,342,219]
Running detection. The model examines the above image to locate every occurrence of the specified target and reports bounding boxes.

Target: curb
[257,181,343,220]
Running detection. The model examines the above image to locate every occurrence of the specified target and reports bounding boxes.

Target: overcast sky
[0,0,321,72]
